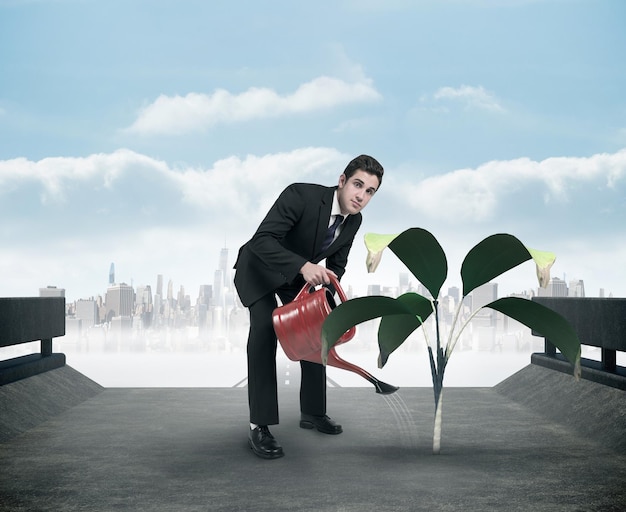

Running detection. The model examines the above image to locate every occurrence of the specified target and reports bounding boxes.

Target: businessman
[234,154,384,459]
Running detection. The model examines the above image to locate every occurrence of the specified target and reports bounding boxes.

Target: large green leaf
[388,228,448,299]
[321,296,414,365]
[378,292,433,368]
[461,234,531,297]
[486,297,581,376]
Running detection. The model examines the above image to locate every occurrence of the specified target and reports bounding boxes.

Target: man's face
[337,169,380,216]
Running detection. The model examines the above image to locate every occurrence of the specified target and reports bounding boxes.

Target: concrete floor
[0,364,625,512]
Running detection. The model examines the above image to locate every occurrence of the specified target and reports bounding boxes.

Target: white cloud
[398,148,626,222]
[6,146,623,230]
[170,147,348,220]
[0,147,353,299]
[125,76,382,136]
[0,146,349,225]
[2,146,625,300]
[432,85,505,112]
[0,149,169,203]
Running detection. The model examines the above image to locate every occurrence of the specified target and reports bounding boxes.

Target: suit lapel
[314,187,335,253]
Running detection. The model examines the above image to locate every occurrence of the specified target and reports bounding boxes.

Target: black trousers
[246,288,326,426]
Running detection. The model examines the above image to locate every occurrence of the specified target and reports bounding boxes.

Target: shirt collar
[331,191,346,222]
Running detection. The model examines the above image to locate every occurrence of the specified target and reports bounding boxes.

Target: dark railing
[531,297,626,390]
[0,297,66,386]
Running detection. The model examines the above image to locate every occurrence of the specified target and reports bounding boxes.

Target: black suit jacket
[234,183,362,307]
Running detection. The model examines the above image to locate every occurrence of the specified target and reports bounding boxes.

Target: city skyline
[46,242,602,308]
[36,247,615,389]
[52,246,595,336]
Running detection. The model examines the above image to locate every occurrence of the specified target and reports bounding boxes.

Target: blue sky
[1,0,625,301]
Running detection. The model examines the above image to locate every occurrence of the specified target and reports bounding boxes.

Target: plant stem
[420,312,433,349]
[433,388,443,454]
[434,299,441,357]
[427,346,438,402]
[430,300,446,454]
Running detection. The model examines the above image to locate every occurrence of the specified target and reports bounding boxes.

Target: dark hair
[343,154,384,186]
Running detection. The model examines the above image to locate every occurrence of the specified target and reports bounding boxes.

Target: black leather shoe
[300,414,343,435]
[248,426,284,459]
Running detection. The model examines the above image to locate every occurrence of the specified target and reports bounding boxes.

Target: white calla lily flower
[364,233,399,273]
[526,247,556,288]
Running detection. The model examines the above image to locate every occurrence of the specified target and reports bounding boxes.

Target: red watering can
[272,275,398,395]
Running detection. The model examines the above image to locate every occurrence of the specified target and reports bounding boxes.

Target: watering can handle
[294,274,347,303]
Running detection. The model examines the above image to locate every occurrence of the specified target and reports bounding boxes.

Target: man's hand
[300,262,337,286]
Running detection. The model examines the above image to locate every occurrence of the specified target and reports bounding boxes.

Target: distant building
[136,285,153,309]
[198,285,212,304]
[399,273,410,294]
[471,283,498,327]
[76,298,99,328]
[219,248,229,283]
[39,286,65,297]
[440,294,456,325]
[568,279,585,297]
[109,315,132,349]
[382,286,397,298]
[167,279,174,305]
[538,277,568,297]
[214,269,224,307]
[367,284,381,296]
[135,284,153,328]
[105,283,134,322]
[471,282,497,309]
[447,286,460,304]
[177,285,186,309]
[448,286,461,304]
[156,274,163,297]
[197,285,213,336]
[416,283,429,299]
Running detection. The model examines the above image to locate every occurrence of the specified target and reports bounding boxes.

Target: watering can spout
[325,347,398,394]
[272,276,399,395]
[374,380,399,395]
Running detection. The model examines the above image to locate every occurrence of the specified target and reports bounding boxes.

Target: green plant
[321,228,581,454]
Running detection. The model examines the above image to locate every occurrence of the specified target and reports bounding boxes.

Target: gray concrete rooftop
[1,364,625,512]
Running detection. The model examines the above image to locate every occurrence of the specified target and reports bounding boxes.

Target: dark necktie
[321,215,343,252]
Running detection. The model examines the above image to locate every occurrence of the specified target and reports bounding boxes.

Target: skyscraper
[568,279,585,297]
[198,285,212,305]
[447,286,460,304]
[214,269,224,307]
[367,284,381,296]
[219,248,229,283]
[76,299,99,327]
[136,284,153,329]
[39,286,65,298]
[399,273,409,294]
[156,274,163,298]
[167,279,174,304]
[105,283,134,321]
[109,263,115,285]
[471,283,498,326]
[538,277,568,297]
